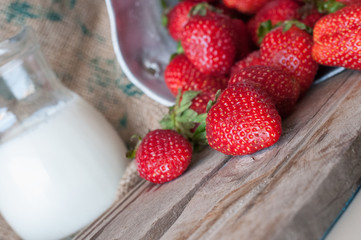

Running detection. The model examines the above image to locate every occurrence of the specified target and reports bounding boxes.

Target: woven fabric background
[0,0,168,238]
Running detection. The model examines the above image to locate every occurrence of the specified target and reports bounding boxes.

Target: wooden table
[76,69,361,240]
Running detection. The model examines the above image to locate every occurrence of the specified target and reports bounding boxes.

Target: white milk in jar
[0,27,128,239]
[0,94,128,239]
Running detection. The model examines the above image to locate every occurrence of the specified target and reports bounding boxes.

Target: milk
[0,95,128,240]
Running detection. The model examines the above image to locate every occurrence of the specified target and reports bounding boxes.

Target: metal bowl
[105,0,345,106]
[105,0,177,106]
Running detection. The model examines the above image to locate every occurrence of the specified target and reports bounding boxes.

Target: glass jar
[0,27,128,239]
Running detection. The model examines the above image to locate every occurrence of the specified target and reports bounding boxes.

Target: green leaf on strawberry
[317,0,345,14]
[257,20,277,45]
[257,20,312,45]
[189,2,222,17]
[282,20,313,34]
[160,90,209,150]
[206,89,222,113]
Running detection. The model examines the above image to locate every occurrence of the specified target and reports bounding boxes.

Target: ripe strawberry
[230,50,263,76]
[164,54,226,96]
[299,8,325,28]
[232,18,253,60]
[228,65,300,117]
[206,82,282,155]
[181,11,237,75]
[260,24,318,94]
[167,1,197,41]
[213,2,244,18]
[222,0,269,14]
[135,129,192,184]
[189,89,216,114]
[248,0,301,45]
[312,5,361,70]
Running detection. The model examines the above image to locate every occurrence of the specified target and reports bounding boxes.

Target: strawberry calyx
[257,19,312,44]
[169,42,185,61]
[282,20,313,34]
[317,0,345,14]
[188,2,222,17]
[257,20,280,45]
[206,89,222,113]
[160,90,208,150]
[299,0,344,14]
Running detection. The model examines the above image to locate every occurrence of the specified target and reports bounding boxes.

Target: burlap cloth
[0,0,168,239]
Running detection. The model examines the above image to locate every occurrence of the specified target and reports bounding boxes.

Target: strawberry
[228,65,300,117]
[181,10,237,75]
[167,1,197,41]
[213,2,244,18]
[312,4,361,70]
[189,90,216,114]
[206,82,282,155]
[232,18,253,60]
[248,0,302,45]
[299,8,325,28]
[221,0,269,14]
[260,23,318,94]
[164,54,226,96]
[135,129,192,184]
[230,50,263,76]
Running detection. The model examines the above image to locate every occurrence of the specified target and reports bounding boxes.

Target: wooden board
[75,70,361,240]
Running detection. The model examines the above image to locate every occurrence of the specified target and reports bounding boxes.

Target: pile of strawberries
[130,0,361,184]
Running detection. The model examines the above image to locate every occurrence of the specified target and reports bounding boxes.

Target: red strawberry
[248,0,301,45]
[228,65,300,117]
[260,24,318,94]
[135,129,192,184]
[230,50,263,76]
[167,1,197,41]
[181,12,237,75]
[206,82,282,155]
[222,0,269,14]
[299,8,325,28]
[214,2,244,18]
[232,18,253,60]
[189,90,216,114]
[164,54,226,96]
[312,5,361,70]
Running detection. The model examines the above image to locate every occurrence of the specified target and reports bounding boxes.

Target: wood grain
[76,70,361,240]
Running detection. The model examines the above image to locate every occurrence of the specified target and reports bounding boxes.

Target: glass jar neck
[0,27,74,141]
